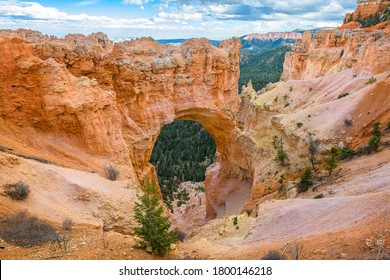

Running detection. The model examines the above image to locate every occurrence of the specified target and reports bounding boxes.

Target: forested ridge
[239,45,290,91]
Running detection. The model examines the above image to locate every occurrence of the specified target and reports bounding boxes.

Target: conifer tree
[275,138,289,166]
[297,168,313,193]
[133,180,177,256]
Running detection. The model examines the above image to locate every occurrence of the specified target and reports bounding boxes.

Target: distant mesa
[242,32,302,41]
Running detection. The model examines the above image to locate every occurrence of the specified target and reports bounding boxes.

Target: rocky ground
[1,146,389,260]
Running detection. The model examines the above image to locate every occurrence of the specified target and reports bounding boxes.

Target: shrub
[308,87,313,93]
[340,49,344,58]
[3,181,30,201]
[322,154,338,177]
[245,209,253,216]
[368,122,381,152]
[0,211,57,246]
[297,168,313,193]
[340,146,356,160]
[133,180,177,255]
[344,119,353,126]
[104,164,119,181]
[175,230,187,242]
[368,136,380,152]
[62,218,73,231]
[330,146,341,157]
[366,76,377,85]
[261,250,286,260]
[233,216,238,226]
[314,193,324,199]
[362,145,372,155]
[338,92,349,99]
[296,122,303,128]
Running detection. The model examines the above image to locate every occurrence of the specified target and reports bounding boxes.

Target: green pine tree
[133,180,177,256]
[275,138,289,166]
[297,168,313,193]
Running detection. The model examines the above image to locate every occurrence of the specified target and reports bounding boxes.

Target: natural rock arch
[0,30,254,218]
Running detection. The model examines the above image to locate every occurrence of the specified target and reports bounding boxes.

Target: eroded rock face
[345,0,390,22]
[281,27,390,81]
[0,29,247,218]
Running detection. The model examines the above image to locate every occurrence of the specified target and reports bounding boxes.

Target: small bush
[366,76,377,85]
[322,154,338,177]
[62,218,73,231]
[340,146,356,160]
[296,122,303,128]
[338,92,349,99]
[104,164,119,181]
[3,181,30,201]
[362,145,372,155]
[175,230,187,241]
[246,209,253,216]
[368,122,381,152]
[235,225,239,230]
[344,119,353,126]
[314,193,324,199]
[233,216,238,226]
[0,211,57,246]
[261,250,286,260]
[330,146,341,157]
[308,87,313,93]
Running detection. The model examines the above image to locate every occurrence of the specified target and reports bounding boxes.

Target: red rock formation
[344,0,390,22]
[281,27,390,81]
[0,29,246,218]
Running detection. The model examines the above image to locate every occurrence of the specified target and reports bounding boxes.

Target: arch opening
[149,120,216,213]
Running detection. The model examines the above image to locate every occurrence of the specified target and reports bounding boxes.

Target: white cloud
[157,11,203,21]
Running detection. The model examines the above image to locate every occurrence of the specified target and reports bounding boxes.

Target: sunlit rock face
[281,28,390,81]
[0,29,252,218]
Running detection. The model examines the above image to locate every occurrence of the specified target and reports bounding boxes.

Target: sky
[0,0,357,39]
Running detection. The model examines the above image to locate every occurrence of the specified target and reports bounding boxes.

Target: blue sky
[0,0,357,39]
